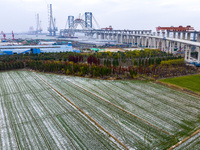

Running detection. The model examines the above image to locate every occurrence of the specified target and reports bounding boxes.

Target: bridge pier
[156,39,160,49]
[136,37,139,47]
[96,33,99,39]
[177,42,181,51]
[119,34,122,43]
[149,38,153,48]
[185,45,191,61]
[166,41,170,53]
[162,40,166,51]
[167,32,170,38]
[187,33,191,40]
[144,37,148,48]
[157,32,160,36]
[178,32,181,39]
[101,33,104,39]
[104,33,107,40]
[162,32,165,37]
[109,34,111,40]
[197,33,200,42]
[182,32,186,40]
[153,38,156,48]
[173,32,176,38]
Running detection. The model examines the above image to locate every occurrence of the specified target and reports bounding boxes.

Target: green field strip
[159,74,200,93]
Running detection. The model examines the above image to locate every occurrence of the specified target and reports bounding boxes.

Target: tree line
[0,49,198,79]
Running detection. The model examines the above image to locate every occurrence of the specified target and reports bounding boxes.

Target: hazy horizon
[0,0,200,33]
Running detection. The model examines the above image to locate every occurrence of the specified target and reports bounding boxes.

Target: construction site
[1,3,200,66]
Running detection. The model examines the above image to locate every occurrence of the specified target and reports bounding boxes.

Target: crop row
[39,72,176,149]
[62,76,200,138]
[0,71,120,149]
[174,132,200,150]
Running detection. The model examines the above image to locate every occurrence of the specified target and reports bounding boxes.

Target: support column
[162,32,165,37]
[156,39,160,49]
[109,34,111,40]
[166,40,170,53]
[197,33,200,42]
[153,38,156,48]
[178,32,181,39]
[173,32,176,38]
[181,43,184,52]
[148,38,151,48]
[189,47,191,59]
[133,36,135,45]
[122,35,125,43]
[137,37,140,47]
[114,34,117,40]
[117,34,120,43]
[187,33,191,40]
[120,33,123,43]
[172,42,175,53]
[177,42,181,51]
[129,36,132,44]
[157,32,160,36]
[104,33,107,40]
[126,35,129,44]
[144,37,148,47]
[185,47,188,60]
[162,40,166,51]
[132,36,135,45]
[167,31,170,38]
[96,33,98,39]
[198,47,200,62]
[101,33,104,39]
[182,32,186,40]
[169,41,172,53]
[141,37,144,47]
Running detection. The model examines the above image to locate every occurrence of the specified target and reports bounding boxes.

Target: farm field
[159,74,200,93]
[0,71,200,149]
[0,71,120,149]
[174,131,200,150]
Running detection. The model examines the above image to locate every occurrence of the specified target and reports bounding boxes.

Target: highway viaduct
[60,29,200,63]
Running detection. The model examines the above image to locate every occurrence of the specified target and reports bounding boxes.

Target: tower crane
[1,31,6,40]
[12,31,15,40]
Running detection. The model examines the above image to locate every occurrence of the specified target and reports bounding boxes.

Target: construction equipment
[12,31,15,40]
[48,4,58,36]
[156,25,194,32]
[101,26,113,30]
[36,14,42,34]
[1,31,6,40]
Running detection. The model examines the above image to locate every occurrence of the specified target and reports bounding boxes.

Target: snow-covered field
[0,71,200,149]
[0,71,120,149]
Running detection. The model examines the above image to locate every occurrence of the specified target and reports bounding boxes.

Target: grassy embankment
[159,74,200,93]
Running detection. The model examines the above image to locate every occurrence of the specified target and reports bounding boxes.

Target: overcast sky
[0,0,200,33]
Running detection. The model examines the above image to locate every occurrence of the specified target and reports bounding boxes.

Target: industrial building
[0,42,79,55]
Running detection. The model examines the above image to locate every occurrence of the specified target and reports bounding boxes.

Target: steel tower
[85,12,92,29]
[36,14,42,34]
[48,4,58,36]
[68,16,75,29]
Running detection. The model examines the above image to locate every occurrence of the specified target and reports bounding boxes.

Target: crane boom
[156,25,194,32]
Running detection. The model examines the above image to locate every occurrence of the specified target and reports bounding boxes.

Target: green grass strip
[159,74,200,93]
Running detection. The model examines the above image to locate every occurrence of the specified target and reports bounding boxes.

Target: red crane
[156,25,194,32]
[1,31,6,40]
[101,25,113,30]
[12,31,15,40]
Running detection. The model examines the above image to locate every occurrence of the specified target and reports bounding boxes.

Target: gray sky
[0,0,200,33]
